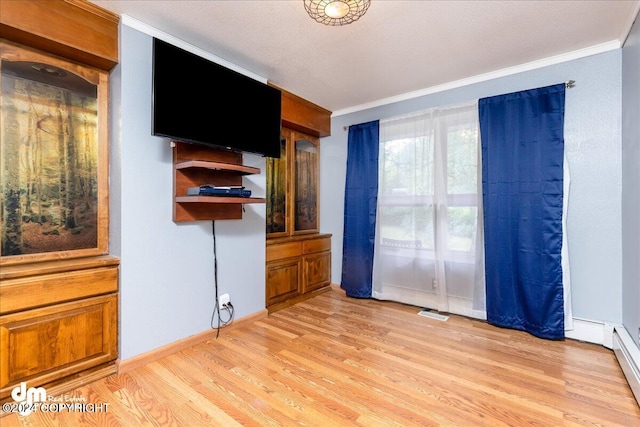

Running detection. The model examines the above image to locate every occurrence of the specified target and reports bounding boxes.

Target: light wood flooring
[3,288,639,426]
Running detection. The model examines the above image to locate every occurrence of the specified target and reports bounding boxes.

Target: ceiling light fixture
[303,0,371,26]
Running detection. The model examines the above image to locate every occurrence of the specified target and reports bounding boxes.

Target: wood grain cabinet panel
[303,251,331,293]
[265,258,302,307]
[266,242,302,263]
[0,294,117,400]
[302,237,331,254]
[0,266,118,315]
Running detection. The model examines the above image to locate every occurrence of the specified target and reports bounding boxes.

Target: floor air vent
[418,310,449,321]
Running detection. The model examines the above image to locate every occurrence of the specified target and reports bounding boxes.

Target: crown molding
[120,14,267,84]
[333,40,621,117]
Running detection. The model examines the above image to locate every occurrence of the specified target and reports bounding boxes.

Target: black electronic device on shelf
[186,185,252,198]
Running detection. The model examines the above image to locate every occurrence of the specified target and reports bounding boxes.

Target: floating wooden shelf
[173,141,264,222]
[175,196,266,204]
[175,160,260,175]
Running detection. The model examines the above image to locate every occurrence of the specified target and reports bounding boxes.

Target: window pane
[1,59,99,256]
[266,137,287,234]
[379,206,434,249]
[294,139,318,231]
[447,207,477,252]
[447,126,477,194]
[380,136,433,196]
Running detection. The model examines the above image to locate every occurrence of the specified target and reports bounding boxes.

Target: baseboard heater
[612,326,640,405]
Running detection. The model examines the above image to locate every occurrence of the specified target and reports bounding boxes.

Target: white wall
[622,15,640,345]
[111,25,266,360]
[321,50,623,325]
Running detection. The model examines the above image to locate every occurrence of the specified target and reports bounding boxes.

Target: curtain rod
[343,80,576,131]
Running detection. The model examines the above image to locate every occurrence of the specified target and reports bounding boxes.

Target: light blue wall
[110,23,628,358]
[321,50,623,324]
[622,15,640,345]
[112,25,266,360]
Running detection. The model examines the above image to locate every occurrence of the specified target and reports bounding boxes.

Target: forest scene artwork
[1,60,99,258]
[266,138,287,234]
[294,139,318,231]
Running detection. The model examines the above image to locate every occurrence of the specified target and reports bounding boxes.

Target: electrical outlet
[219,293,230,309]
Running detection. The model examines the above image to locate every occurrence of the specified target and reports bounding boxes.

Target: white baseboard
[612,326,640,405]
[564,318,640,405]
[565,317,614,347]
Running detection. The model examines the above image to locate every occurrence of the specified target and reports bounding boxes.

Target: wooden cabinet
[0,0,119,403]
[265,89,332,312]
[266,234,332,311]
[0,257,119,401]
[173,141,266,221]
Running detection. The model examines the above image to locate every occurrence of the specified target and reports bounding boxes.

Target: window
[378,106,479,259]
[373,101,485,318]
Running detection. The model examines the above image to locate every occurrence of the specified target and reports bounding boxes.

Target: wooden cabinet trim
[268,84,331,137]
[267,233,332,245]
[1,266,119,315]
[0,255,120,281]
[0,0,119,71]
[266,242,302,263]
[302,237,331,254]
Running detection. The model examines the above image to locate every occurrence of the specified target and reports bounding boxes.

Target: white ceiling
[90,0,640,114]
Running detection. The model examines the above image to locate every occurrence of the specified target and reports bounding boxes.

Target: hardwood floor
[3,288,639,426]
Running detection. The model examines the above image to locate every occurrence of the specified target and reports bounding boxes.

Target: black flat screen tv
[152,38,281,158]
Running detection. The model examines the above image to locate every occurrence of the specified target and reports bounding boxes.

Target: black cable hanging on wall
[210,220,234,338]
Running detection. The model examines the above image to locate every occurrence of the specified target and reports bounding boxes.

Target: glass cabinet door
[292,132,319,234]
[266,131,289,236]
[1,41,109,265]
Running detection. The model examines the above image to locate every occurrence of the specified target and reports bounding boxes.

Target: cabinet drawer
[266,242,302,262]
[0,266,118,315]
[302,237,331,254]
[0,293,118,399]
